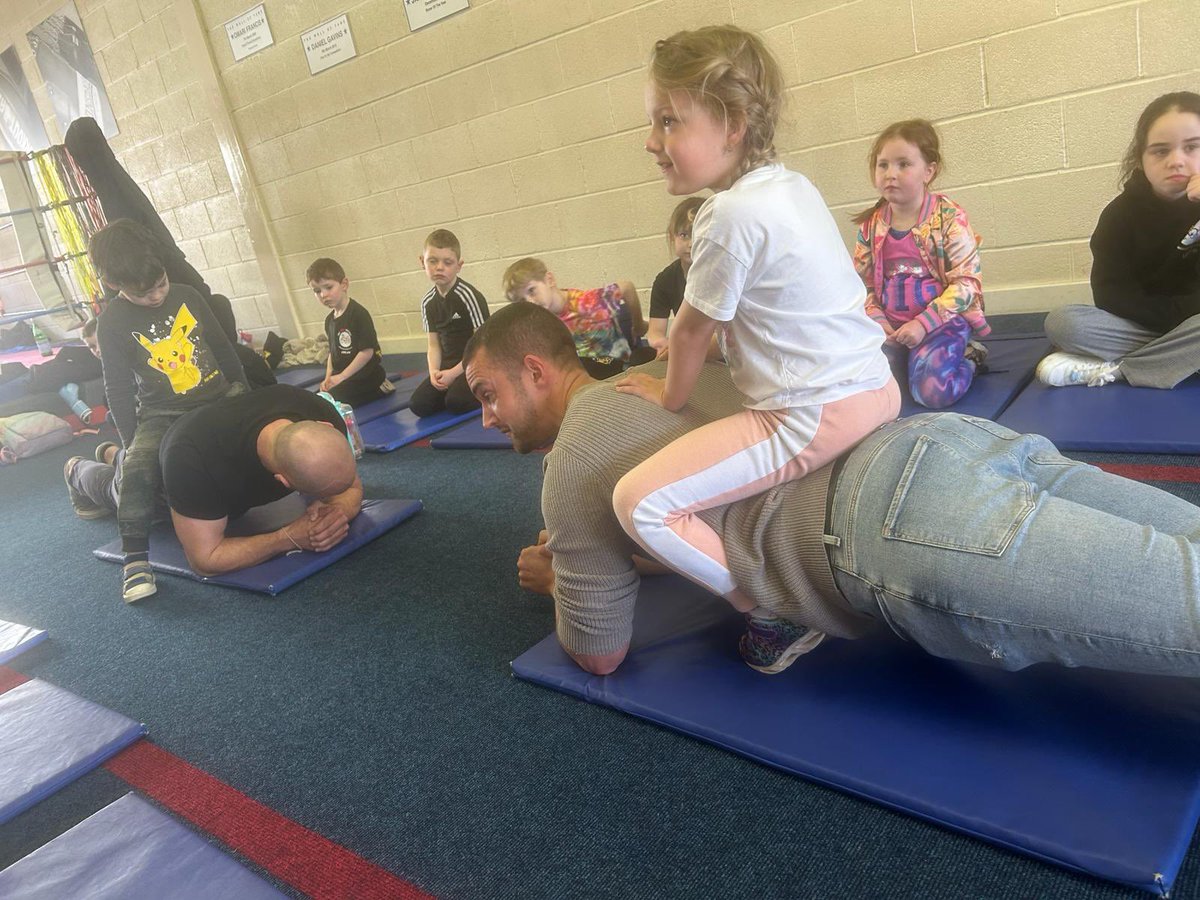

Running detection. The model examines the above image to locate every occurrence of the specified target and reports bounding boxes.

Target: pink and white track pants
[613,379,900,605]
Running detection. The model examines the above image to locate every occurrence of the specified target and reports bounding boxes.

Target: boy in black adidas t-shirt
[310,257,392,407]
[411,229,490,417]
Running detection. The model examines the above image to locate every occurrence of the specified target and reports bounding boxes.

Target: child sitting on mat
[309,257,393,408]
[852,119,990,409]
[503,257,653,379]
[609,25,898,675]
[91,219,248,603]
[410,229,490,418]
[1039,91,1200,390]
[646,196,705,359]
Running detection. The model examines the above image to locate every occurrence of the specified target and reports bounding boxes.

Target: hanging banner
[27,2,117,139]
[403,0,469,32]
[0,46,50,151]
[302,14,356,76]
[225,4,273,63]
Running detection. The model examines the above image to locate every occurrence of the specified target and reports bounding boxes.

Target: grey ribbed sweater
[542,362,872,657]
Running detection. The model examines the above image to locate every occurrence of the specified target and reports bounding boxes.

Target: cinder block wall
[5,0,1198,348]
[0,0,273,338]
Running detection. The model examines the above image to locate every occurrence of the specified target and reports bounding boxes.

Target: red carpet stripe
[104,741,434,900]
[0,665,30,694]
[1095,463,1200,483]
[0,667,430,900]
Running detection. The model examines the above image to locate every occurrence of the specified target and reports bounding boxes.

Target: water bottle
[318,391,364,459]
[30,321,51,356]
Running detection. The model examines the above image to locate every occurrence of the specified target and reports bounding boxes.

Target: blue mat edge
[0,630,47,666]
[511,638,1190,895]
[92,498,424,596]
[363,409,479,453]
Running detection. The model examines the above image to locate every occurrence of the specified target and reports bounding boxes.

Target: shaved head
[274,421,356,496]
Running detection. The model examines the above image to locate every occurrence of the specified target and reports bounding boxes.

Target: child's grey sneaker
[122,561,157,603]
[1035,351,1122,388]
[738,614,826,675]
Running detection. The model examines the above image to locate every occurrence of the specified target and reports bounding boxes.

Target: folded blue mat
[897,334,1050,419]
[0,680,146,825]
[996,373,1200,452]
[0,793,286,898]
[430,417,511,450]
[93,496,422,595]
[0,620,46,665]
[362,408,479,453]
[513,575,1200,893]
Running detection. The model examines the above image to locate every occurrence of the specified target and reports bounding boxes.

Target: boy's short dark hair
[306,258,346,284]
[89,219,166,291]
[424,229,461,259]
[463,302,580,375]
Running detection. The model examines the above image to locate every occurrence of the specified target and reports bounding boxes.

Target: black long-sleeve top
[1090,170,1200,334]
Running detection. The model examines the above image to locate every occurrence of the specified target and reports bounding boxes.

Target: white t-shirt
[684,162,890,409]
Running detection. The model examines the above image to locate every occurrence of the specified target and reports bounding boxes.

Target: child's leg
[116,413,175,601]
[444,373,481,414]
[613,380,899,605]
[330,374,386,408]
[1044,305,1159,362]
[409,376,447,418]
[907,317,975,409]
[1114,312,1200,389]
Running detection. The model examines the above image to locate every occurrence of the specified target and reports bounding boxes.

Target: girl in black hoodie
[1039,92,1200,389]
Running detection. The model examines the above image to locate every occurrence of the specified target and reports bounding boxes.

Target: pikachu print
[134,303,202,394]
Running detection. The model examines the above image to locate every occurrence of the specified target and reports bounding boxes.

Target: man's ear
[274,473,292,489]
[523,353,550,387]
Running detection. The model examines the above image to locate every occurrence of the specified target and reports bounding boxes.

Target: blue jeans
[827,413,1200,676]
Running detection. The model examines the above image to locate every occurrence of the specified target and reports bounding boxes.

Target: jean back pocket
[882,434,1035,556]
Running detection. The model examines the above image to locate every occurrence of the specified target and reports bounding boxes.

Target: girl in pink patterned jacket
[853,119,989,408]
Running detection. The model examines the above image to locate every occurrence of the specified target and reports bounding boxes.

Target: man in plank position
[465,303,1200,679]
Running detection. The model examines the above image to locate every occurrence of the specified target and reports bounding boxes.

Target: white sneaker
[1036,352,1123,388]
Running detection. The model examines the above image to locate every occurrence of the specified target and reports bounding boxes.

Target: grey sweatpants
[1043,306,1200,389]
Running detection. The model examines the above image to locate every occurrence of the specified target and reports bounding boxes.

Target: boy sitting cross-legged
[309,257,393,408]
[410,229,490,418]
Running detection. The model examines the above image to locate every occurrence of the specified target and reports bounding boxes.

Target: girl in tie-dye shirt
[853,119,989,409]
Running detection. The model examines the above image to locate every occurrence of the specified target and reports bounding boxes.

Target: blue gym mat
[0,620,46,665]
[0,793,286,898]
[430,417,511,449]
[512,575,1200,894]
[362,408,479,453]
[897,334,1050,419]
[324,372,424,425]
[274,365,324,387]
[93,496,423,595]
[996,373,1200,452]
[0,680,146,825]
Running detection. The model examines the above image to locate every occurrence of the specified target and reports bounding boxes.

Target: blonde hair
[666,196,705,250]
[852,119,944,225]
[649,25,783,180]
[502,257,549,302]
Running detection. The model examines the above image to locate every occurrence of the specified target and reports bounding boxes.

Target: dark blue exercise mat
[0,620,46,665]
[512,576,1200,894]
[429,416,512,450]
[0,793,286,898]
[361,408,479,453]
[274,365,324,387]
[996,373,1200,452]
[0,680,146,825]
[897,334,1051,419]
[93,496,423,596]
